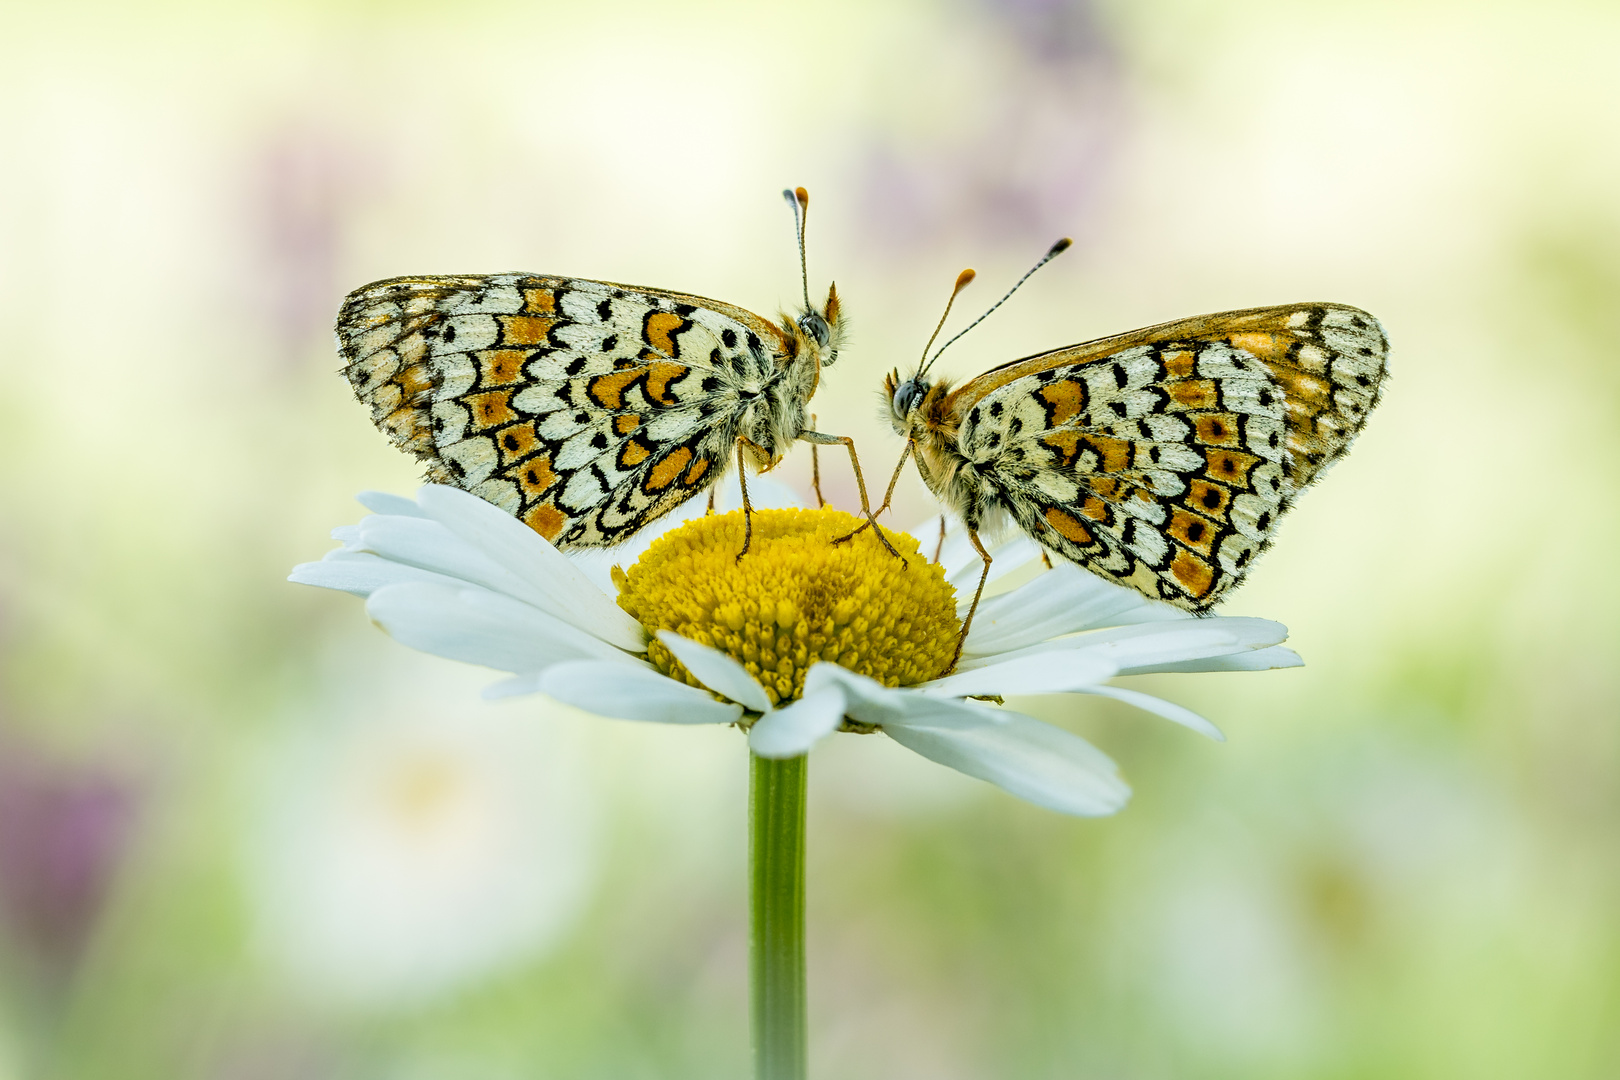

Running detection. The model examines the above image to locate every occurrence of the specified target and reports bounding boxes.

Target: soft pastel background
[1,0,1617,1077]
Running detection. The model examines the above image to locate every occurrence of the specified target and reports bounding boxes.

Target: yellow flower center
[612,508,960,707]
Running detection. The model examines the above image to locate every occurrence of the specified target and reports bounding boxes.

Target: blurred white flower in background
[245,664,596,1010]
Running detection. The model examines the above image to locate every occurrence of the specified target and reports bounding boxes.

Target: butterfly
[874,241,1388,665]
[334,188,888,554]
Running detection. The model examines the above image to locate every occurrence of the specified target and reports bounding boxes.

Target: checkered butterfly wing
[949,303,1387,609]
[336,273,789,547]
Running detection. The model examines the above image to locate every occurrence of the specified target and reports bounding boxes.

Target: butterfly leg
[809,415,826,508]
[735,439,754,561]
[831,440,913,548]
[800,431,903,561]
[946,529,994,675]
[933,516,946,564]
[706,486,717,516]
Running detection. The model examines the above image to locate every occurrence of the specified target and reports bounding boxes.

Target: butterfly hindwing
[336,273,789,546]
[947,303,1387,609]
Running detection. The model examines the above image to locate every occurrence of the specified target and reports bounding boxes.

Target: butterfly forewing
[946,303,1387,609]
[337,273,791,546]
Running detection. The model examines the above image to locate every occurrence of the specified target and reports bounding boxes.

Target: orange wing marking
[1045,508,1094,544]
[645,362,688,406]
[1037,380,1086,426]
[1203,448,1260,488]
[523,504,568,541]
[513,456,559,498]
[1167,507,1219,557]
[498,316,555,346]
[465,390,517,432]
[645,447,693,491]
[497,422,542,463]
[1169,550,1216,598]
[643,311,688,357]
[477,350,527,387]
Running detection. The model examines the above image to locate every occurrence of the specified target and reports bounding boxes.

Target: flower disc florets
[613,508,959,707]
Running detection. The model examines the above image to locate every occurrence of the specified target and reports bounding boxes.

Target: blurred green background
[1,0,1617,1077]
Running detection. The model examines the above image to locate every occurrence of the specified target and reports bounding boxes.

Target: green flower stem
[750,751,807,1080]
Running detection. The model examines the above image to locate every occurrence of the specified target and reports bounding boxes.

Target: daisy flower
[289,483,1298,817]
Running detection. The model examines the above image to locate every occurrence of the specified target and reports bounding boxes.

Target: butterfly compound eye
[798,311,830,348]
[892,378,926,419]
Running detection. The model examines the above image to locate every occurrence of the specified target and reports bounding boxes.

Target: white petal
[803,664,1008,728]
[1068,684,1225,741]
[535,660,741,724]
[348,513,640,652]
[351,514,528,586]
[332,525,360,544]
[944,535,1045,594]
[882,705,1130,817]
[367,582,633,674]
[1125,645,1303,674]
[927,518,990,577]
[915,515,1045,588]
[1106,617,1289,672]
[356,490,430,518]
[801,664,910,726]
[748,687,847,758]
[956,617,1288,674]
[964,563,1186,655]
[656,631,772,713]
[797,664,1123,814]
[917,651,1118,697]
[415,485,645,650]
[289,550,465,597]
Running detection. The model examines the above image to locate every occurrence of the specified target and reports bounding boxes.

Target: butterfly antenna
[917,268,978,367]
[921,237,1073,376]
[783,186,811,311]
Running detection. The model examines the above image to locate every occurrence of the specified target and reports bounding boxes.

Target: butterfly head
[792,281,844,367]
[884,367,932,435]
[782,188,844,367]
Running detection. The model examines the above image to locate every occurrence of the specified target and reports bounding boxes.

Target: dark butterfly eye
[798,312,830,348]
[892,378,926,419]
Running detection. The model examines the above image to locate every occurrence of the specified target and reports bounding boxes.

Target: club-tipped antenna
[782,186,811,311]
[917,268,978,367]
[920,237,1073,376]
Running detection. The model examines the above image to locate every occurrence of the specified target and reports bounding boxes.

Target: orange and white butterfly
[335,189,881,552]
[878,242,1389,660]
